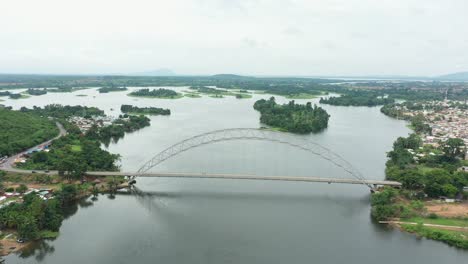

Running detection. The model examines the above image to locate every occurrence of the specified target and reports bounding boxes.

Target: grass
[76,94,88,97]
[39,230,59,239]
[401,224,468,249]
[403,217,468,227]
[70,145,82,152]
[209,94,224,98]
[416,165,439,174]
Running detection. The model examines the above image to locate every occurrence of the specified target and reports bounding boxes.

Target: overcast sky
[1,0,467,76]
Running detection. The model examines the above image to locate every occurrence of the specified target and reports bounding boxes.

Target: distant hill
[130,68,176,76]
[211,74,251,79]
[438,72,468,81]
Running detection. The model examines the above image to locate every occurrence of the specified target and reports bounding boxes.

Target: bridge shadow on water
[125,186,372,220]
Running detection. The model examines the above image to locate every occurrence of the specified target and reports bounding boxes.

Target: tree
[441,138,465,161]
[17,184,28,194]
[18,215,39,240]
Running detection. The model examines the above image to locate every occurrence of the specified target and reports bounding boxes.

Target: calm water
[3,88,467,263]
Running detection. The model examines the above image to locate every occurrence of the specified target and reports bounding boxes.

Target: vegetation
[19,104,104,119]
[385,134,467,198]
[19,128,120,177]
[9,93,27,99]
[98,87,127,93]
[253,97,330,133]
[26,88,47,96]
[319,90,394,106]
[129,88,182,99]
[85,115,151,146]
[120,105,170,115]
[0,192,64,240]
[0,108,58,156]
[401,224,468,249]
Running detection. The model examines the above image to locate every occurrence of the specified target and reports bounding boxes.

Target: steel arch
[137,128,369,187]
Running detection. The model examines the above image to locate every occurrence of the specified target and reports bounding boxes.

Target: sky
[1,0,468,76]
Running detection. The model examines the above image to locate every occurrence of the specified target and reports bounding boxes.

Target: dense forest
[129,88,181,98]
[0,108,58,157]
[253,97,330,133]
[120,105,170,115]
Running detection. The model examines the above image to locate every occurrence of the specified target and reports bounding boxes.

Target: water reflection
[18,240,55,262]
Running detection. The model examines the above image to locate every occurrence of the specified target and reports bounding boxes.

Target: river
[2,88,467,263]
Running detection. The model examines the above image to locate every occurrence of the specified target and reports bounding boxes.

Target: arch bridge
[89,128,401,189]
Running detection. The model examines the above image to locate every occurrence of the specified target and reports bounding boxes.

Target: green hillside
[0,108,58,156]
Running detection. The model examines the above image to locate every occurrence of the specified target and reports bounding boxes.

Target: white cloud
[0,0,467,76]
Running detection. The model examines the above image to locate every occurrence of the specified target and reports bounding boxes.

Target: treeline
[0,184,80,240]
[0,108,58,156]
[19,104,105,119]
[253,97,329,133]
[120,105,170,115]
[320,91,394,106]
[129,88,181,98]
[98,87,127,93]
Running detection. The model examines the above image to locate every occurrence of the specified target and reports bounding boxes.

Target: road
[0,122,67,173]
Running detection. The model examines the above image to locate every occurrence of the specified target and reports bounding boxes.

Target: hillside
[438,72,468,81]
[0,108,58,156]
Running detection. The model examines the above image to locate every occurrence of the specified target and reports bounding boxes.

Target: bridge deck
[87,172,402,186]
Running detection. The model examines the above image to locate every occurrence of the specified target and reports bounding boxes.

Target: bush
[428,213,439,219]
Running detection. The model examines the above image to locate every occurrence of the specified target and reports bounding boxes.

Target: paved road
[0,122,66,172]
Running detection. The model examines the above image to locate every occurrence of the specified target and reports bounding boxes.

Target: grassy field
[403,217,468,227]
[71,145,82,152]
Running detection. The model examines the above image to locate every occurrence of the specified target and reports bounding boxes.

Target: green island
[120,104,170,115]
[128,88,183,99]
[8,93,29,99]
[188,86,252,99]
[26,88,47,96]
[253,97,330,134]
[320,90,395,106]
[98,87,128,93]
[0,108,59,157]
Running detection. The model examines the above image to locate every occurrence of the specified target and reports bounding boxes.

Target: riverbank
[0,171,127,257]
[372,101,468,249]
